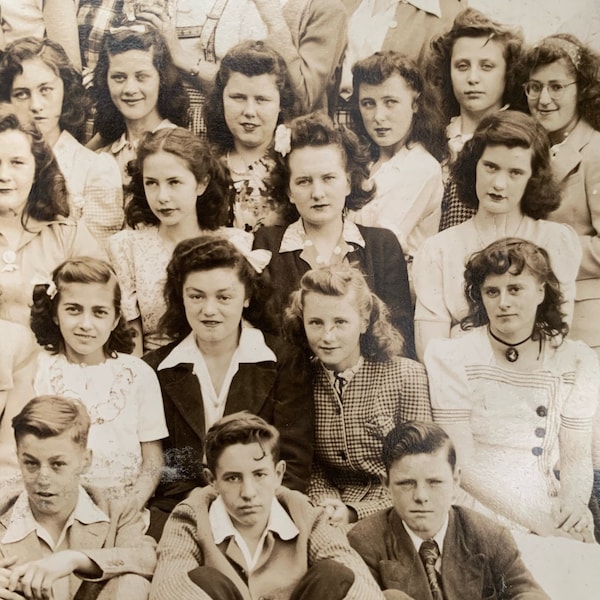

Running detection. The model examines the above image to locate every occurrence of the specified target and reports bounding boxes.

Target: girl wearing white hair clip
[143,234,313,541]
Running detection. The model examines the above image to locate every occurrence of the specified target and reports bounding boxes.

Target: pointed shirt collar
[2,487,109,547]
[279,218,365,254]
[157,324,277,371]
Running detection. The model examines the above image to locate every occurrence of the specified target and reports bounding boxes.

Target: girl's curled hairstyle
[270,112,375,219]
[521,33,600,131]
[159,234,267,340]
[0,111,69,224]
[426,8,525,122]
[92,26,189,144]
[30,257,135,356]
[461,238,568,344]
[283,264,405,362]
[126,127,233,229]
[350,51,448,162]
[205,40,299,152]
[0,37,91,141]
[452,110,560,219]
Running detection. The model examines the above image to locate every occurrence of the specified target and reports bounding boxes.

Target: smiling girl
[30,257,168,508]
[92,27,188,189]
[284,264,430,526]
[108,127,238,354]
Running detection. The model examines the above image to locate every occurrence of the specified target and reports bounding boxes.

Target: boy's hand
[0,557,24,599]
[7,550,91,600]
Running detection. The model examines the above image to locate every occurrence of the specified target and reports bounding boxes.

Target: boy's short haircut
[205,412,281,473]
[382,421,456,475]
[12,395,91,448]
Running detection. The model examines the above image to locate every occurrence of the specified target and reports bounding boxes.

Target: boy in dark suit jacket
[348,421,549,600]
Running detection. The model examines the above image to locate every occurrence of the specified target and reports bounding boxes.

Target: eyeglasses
[523,81,576,100]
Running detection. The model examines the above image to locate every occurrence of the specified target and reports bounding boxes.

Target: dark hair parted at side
[205,40,299,152]
[283,264,405,361]
[204,411,280,474]
[521,34,600,131]
[461,238,568,343]
[13,395,91,447]
[126,127,233,229]
[452,110,560,219]
[426,8,524,122]
[30,257,135,356]
[159,235,266,340]
[92,27,189,144]
[350,51,448,163]
[0,37,91,141]
[0,112,69,224]
[382,421,456,475]
[270,112,375,219]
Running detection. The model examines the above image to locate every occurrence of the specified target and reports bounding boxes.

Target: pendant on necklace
[505,347,519,362]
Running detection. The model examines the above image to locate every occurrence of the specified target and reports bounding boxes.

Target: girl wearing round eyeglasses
[521,35,600,360]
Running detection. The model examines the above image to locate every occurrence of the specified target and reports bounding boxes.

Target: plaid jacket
[150,486,385,600]
[308,358,432,520]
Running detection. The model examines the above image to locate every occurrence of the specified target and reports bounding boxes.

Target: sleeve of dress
[423,337,475,462]
[397,358,432,423]
[81,152,124,249]
[265,0,348,112]
[307,460,343,505]
[132,357,169,442]
[544,222,582,326]
[559,341,600,431]
[577,145,600,280]
[67,219,106,261]
[272,343,314,493]
[307,506,385,600]
[149,502,213,600]
[107,231,140,323]
[412,234,451,325]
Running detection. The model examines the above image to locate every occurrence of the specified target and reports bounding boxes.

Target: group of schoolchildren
[1,1,600,599]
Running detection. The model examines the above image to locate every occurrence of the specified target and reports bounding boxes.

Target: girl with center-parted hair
[348,50,447,265]
[30,257,168,508]
[426,7,525,231]
[0,112,102,325]
[412,110,581,360]
[283,264,431,527]
[108,126,240,355]
[143,234,313,541]
[91,26,189,189]
[0,37,123,249]
[205,40,299,232]
[253,111,415,357]
[424,238,600,599]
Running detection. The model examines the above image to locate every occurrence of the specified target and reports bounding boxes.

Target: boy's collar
[209,494,299,545]
[1,486,109,545]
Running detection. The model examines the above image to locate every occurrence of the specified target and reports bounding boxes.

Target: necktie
[419,539,443,600]
[333,372,346,400]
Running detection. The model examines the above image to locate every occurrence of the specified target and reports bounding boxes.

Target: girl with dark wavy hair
[348,50,446,265]
[108,127,238,354]
[143,234,313,540]
[426,7,525,231]
[0,112,101,325]
[91,26,189,189]
[425,238,600,597]
[0,37,123,248]
[30,256,167,508]
[412,110,581,360]
[254,111,415,357]
[205,40,299,232]
[283,264,430,526]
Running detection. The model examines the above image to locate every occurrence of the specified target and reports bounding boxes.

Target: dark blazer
[348,506,549,600]
[253,223,415,358]
[143,334,313,538]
